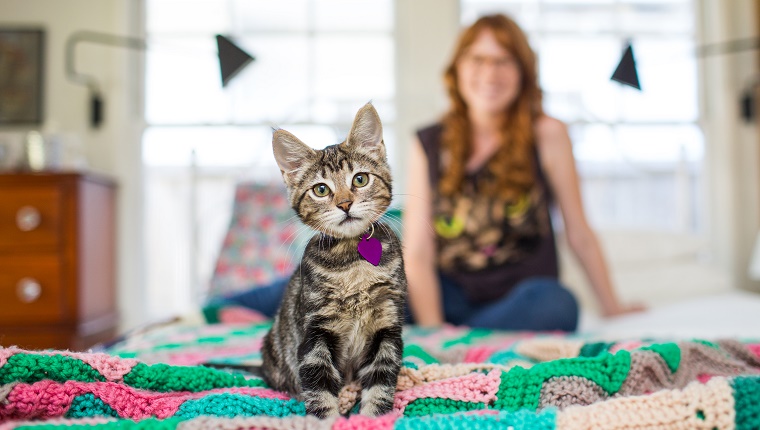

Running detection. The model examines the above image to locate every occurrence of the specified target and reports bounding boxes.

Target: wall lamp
[65,31,254,128]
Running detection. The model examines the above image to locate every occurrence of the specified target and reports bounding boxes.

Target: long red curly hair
[440,14,543,201]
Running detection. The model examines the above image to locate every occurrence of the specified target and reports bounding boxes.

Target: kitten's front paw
[358,386,395,417]
[304,391,340,418]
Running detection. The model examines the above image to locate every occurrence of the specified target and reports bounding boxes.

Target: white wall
[394,0,460,193]
[698,0,760,293]
[0,0,146,330]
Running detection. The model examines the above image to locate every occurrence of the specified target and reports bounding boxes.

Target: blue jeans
[213,277,290,318]
[214,274,578,332]
[436,274,578,332]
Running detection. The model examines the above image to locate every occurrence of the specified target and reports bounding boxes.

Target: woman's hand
[601,302,647,318]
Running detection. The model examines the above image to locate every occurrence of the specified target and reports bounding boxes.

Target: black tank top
[417,123,559,303]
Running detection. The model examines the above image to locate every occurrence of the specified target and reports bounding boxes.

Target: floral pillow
[208,181,303,299]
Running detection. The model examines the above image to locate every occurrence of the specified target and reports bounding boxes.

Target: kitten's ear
[346,102,385,158]
[272,129,316,184]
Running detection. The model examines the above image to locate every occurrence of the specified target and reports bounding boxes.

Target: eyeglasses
[459,53,518,71]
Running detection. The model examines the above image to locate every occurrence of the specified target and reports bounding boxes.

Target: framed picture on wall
[0,28,44,125]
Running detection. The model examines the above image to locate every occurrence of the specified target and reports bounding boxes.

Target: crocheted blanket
[1,323,759,429]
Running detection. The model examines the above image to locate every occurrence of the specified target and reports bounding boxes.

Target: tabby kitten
[262,103,407,418]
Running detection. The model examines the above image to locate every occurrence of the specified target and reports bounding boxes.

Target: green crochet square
[579,342,615,357]
[494,350,631,412]
[403,398,487,417]
[640,343,681,373]
[733,376,760,430]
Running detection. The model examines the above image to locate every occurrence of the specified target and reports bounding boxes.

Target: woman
[402,14,643,331]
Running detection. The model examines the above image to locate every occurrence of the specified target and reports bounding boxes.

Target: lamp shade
[216,35,255,88]
[611,43,641,90]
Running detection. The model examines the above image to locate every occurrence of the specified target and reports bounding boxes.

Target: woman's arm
[402,137,445,326]
[535,116,644,317]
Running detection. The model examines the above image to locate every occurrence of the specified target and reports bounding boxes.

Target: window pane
[314,35,394,100]
[569,124,621,163]
[144,126,343,168]
[543,93,586,122]
[615,125,703,162]
[148,0,229,34]
[275,125,339,150]
[231,0,309,32]
[568,122,701,232]
[543,0,614,3]
[315,0,393,31]
[618,2,694,34]
[230,36,311,123]
[540,36,622,122]
[622,0,690,3]
[461,2,540,32]
[309,99,395,125]
[145,37,232,124]
[620,38,698,122]
[570,124,703,164]
[541,4,616,33]
[143,126,279,171]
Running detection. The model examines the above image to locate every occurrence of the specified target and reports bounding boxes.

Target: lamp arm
[697,36,760,57]
[64,31,147,95]
[64,31,147,128]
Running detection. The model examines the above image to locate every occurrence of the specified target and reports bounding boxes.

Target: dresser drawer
[0,256,67,325]
[0,328,73,350]
[0,186,63,252]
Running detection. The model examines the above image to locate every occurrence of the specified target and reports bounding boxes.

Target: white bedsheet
[579,289,760,339]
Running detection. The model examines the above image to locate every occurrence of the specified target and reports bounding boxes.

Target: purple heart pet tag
[357,234,382,266]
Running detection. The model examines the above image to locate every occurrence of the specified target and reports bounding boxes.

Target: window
[143,0,395,319]
[461,0,702,232]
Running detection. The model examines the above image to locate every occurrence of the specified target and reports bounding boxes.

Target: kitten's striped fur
[262,103,407,418]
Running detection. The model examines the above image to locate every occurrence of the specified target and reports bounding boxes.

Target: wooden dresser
[0,172,118,350]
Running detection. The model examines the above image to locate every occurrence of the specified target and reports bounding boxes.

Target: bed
[1,316,759,429]
[3,182,759,429]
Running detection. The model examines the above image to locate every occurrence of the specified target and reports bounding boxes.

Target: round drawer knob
[16,206,41,232]
[17,278,42,303]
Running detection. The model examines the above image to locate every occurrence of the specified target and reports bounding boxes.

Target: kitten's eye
[312,183,331,197]
[352,173,370,188]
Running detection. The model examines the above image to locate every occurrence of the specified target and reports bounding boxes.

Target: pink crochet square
[747,343,760,359]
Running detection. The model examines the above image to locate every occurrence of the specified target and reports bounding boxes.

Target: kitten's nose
[337,200,353,213]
